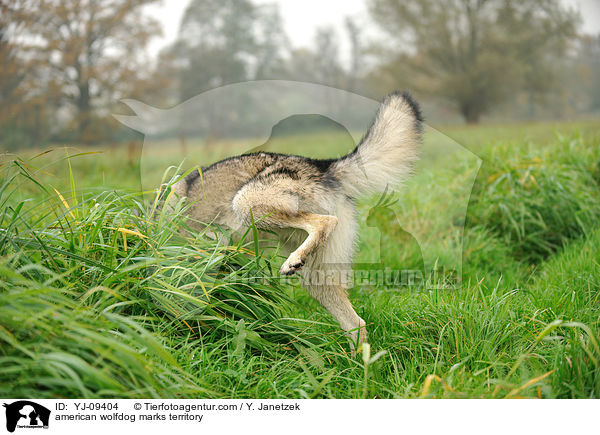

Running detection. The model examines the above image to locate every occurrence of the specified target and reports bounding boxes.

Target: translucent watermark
[115,80,481,291]
[199,265,459,291]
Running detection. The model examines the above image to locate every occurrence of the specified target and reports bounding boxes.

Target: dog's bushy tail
[329,91,422,198]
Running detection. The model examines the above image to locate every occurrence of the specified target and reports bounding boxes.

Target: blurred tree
[0,1,43,149]
[0,2,24,148]
[345,17,363,94]
[313,27,344,86]
[285,18,370,104]
[252,4,289,80]
[174,0,287,99]
[573,34,600,113]
[10,0,161,143]
[0,4,23,120]
[286,27,345,88]
[169,0,288,140]
[368,0,578,123]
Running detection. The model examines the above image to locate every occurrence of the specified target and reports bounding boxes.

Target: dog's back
[176,152,337,229]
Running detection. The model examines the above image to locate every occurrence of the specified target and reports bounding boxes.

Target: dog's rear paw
[348,318,368,356]
[280,253,305,275]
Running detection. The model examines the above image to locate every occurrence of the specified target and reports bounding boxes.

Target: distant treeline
[1,0,599,149]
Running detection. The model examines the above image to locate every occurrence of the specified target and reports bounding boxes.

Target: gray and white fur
[166,91,423,352]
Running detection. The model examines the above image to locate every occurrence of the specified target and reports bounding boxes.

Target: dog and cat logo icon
[3,401,50,432]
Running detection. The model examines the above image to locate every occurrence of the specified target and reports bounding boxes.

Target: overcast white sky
[146,0,600,58]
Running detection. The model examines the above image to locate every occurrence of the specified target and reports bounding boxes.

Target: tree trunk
[461,104,481,124]
[528,92,536,119]
[77,80,91,142]
[465,112,480,124]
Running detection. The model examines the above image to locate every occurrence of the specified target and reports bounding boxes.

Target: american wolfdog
[166,91,422,351]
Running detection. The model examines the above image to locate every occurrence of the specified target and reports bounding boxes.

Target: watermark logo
[3,401,50,433]
[115,80,481,291]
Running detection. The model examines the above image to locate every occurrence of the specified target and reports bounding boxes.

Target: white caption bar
[0,399,593,434]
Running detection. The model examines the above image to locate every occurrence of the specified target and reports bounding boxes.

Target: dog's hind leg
[277,213,338,275]
[232,183,366,352]
[231,186,337,275]
[303,224,367,353]
[305,282,367,353]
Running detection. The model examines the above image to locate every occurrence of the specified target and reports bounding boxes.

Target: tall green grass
[1,122,600,398]
[0,158,339,397]
[467,133,600,264]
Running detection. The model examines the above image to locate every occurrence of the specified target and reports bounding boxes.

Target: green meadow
[1,119,600,398]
